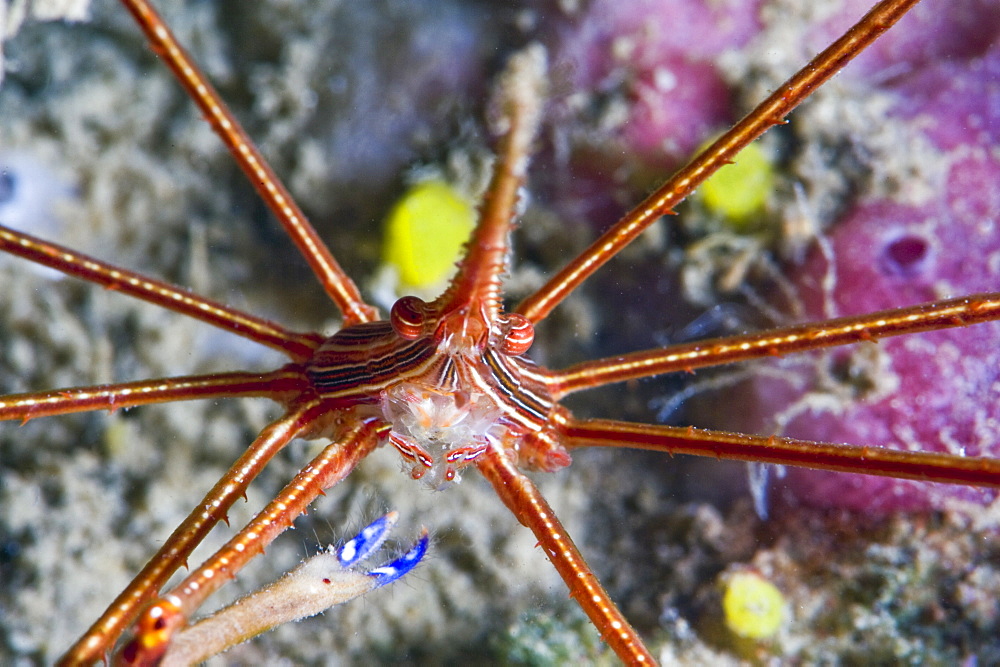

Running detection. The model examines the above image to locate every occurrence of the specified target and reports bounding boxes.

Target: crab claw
[367,528,430,588]
[338,511,430,587]
[121,513,429,666]
[338,511,399,567]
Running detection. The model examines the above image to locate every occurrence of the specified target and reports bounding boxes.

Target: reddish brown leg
[0,224,322,361]
[516,0,921,323]
[437,45,544,317]
[549,295,1000,395]
[118,416,381,665]
[476,442,655,665]
[0,368,308,422]
[160,416,379,615]
[59,399,327,666]
[117,0,377,325]
[559,418,1000,489]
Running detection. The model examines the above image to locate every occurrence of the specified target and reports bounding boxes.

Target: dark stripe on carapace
[482,348,551,424]
[305,320,556,429]
[306,322,438,401]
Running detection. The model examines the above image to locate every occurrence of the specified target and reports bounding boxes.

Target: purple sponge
[739,39,1000,513]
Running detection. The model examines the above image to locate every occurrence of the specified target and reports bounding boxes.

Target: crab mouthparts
[382,382,506,486]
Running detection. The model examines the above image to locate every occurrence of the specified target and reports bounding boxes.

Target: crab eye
[390,296,427,340]
[500,313,534,356]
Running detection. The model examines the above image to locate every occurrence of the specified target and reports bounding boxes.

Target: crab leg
[59,399,328,665]
[0,224,323,360]
[549,295,1000,396]
[560,418,1000,489]
[116,417,382,665]
[154,514,428,666]
[476,441,656,665]
[436,45,545,319]
[117,0,377,325]
[0,368,309,422]
[516,0,921,323]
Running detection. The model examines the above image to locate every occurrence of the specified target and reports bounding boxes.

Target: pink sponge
[738,40,1000,513]
[541,0,763,227]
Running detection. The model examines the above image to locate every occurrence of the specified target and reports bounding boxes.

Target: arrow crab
[1,0,999,663]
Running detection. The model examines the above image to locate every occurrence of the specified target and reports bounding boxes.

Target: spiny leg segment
[120,0,377,326]
[59,401,329,665]
[551,295,1000,394]
[117,417,385,665]
[0,224,323,360]
[144,513,428,666]
[477,440,656,664]
[0,369,306,423]
[559,418,1000,489]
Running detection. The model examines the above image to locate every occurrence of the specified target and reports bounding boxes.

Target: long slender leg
[58,399,326,666]
[155,515,428,666]
[560,417,1000,489]
[436,46,544,319]
[115,0,377,326]
[476,441,655,665]
[155,418,380,616]
[549,295,1000,396]
[0,224,323,361]
[0,368,308,422]
[118,417,381,665]
[515,0,920,323]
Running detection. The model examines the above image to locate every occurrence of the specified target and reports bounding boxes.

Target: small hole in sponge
[880,234,931,277]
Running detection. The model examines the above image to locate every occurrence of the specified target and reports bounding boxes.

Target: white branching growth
[0,0,90,83]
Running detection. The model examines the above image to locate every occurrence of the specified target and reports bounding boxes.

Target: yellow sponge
[722,570,785,640]
[698,140,774,230]
[383,180,475,290]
